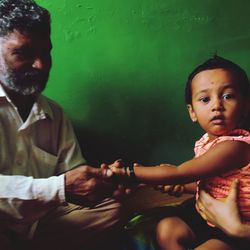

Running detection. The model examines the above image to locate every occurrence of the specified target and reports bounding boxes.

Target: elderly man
[0,1,125,249]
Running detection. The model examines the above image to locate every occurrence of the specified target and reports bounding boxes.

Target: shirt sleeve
[0,174,65,224]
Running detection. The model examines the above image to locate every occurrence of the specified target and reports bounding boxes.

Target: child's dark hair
[185,55,250,105]
[185,55,250,130]
[0,0,50,37]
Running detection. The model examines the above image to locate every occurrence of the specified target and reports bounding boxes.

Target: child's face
[187,68,246,140]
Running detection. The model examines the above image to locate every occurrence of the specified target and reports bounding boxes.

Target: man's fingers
[196,199,213,223]
[86,166,103,177]
[83,165,113,179]
[196,198,206,212]
[227,179,239,202]
[197,207,207,221]
[198,190,216,207]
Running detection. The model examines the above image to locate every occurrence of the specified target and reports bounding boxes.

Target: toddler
[111,56,250,250]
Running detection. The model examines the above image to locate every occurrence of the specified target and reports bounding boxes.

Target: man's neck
[4,88,37,122]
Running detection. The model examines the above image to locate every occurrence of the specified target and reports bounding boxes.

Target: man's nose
[32,57,44,70]
[32,55,51,70]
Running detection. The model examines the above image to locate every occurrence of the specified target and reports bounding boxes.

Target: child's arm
[113,140,250,185]
[183,182,197,193]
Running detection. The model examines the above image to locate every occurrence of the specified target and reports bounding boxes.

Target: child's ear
[247,100,250,113]
[187,104,197,122]
[243,99,250,118]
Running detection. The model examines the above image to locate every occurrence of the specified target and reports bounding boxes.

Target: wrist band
[123,166,129,177]
[127,164,137,183]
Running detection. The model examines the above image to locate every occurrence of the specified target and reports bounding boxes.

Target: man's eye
[12,50,32,60]
[199,97,210,103]
[13,52,25,59]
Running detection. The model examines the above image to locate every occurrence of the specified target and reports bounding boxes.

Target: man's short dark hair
[0,0,50,37]
[185,55,250,105]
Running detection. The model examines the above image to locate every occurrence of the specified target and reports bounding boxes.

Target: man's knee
[32,198,124,250]
[90,197,124,230]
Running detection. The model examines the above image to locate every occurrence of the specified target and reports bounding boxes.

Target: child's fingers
[162,185,174,193]
[168,185,184,197]
[172,185,185,197]
[154,184,184,197]
[154,185,163,191]
[109,159,124,169]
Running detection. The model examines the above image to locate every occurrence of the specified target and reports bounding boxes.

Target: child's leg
[194,239,236,250]
[156,216,196,250]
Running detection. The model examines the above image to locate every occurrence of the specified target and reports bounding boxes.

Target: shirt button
[16,160,22,165]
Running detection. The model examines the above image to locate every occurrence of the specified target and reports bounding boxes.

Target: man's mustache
[12,70,49,83]
[22,70,47,78]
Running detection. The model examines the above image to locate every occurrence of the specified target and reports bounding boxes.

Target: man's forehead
[1,30,51,49]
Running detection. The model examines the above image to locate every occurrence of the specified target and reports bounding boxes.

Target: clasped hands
[64,160,136,205]
[64,160,186,206]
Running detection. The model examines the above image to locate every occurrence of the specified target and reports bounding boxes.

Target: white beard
[0,49,48,96]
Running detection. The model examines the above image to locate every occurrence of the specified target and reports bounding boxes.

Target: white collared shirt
[0,85,85,236]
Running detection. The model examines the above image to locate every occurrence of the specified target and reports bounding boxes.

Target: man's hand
[65,165,114,205]
[64,162,135,205]
[196,179,242,236]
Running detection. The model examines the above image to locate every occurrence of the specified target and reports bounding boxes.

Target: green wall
[37,0,250,166]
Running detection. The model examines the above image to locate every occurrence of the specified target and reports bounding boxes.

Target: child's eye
[199,97,210,103]
[222,93,234,100]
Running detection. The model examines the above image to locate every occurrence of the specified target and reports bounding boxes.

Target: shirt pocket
[31,145,58,178]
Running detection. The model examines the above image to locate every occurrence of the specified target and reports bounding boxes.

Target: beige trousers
[1,198,124,250]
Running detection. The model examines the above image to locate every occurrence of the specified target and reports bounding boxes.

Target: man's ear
[187,104,197,122]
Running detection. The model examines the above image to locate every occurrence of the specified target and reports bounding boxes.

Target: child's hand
[100,161,138,197]
[108,160,140,187]
[108,159,133,185]
[108,159,127,178]
[154,184,185,197]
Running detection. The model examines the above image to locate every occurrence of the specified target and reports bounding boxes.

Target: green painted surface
[37,0,250,165]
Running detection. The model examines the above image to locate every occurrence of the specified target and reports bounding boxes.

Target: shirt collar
[36,95,54,120]
[0,84,8,98]
[195,129,250,150]
[0,84,54,120]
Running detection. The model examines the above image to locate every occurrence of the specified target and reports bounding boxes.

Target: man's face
[0,30,52,95]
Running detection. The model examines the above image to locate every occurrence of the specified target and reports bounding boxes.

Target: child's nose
[212,98,224,111]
